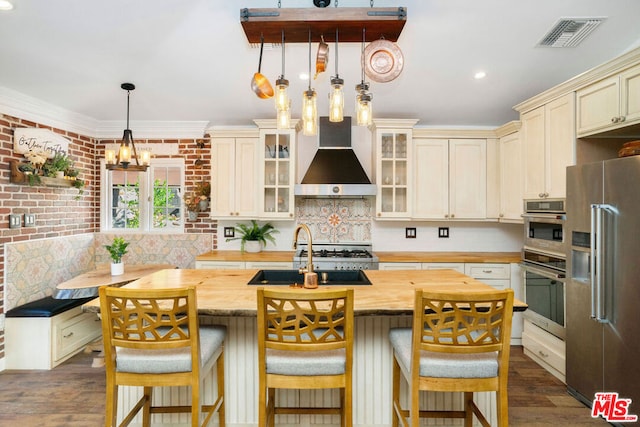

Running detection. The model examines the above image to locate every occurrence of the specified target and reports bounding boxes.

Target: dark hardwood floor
[0,346,609,426]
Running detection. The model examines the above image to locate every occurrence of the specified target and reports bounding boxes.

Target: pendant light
[275,30,291,129]
[356,29,373,126]
[105,83,150,171]
[329,28,344,122]
[302,30,318,136]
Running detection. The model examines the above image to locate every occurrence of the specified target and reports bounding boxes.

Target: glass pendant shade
[302,89,317,136]
[356,92,373,126]
[275,78,289,111]
[277,101,291,129]
[329,77,344,123]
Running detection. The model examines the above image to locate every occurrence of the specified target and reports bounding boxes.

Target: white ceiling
[1,0,640,131]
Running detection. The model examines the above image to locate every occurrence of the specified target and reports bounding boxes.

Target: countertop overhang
[83,268,527,316]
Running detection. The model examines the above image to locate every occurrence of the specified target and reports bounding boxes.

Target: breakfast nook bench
[4,296,102,369]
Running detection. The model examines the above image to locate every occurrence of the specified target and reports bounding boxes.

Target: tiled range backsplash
[295,198,373,243]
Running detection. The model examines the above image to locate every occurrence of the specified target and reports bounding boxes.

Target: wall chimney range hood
[295,117,377,197]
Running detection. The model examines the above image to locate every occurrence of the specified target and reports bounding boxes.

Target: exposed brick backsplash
[0,113,217,360]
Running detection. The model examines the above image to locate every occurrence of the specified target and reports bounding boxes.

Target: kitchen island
[85,268,525,427]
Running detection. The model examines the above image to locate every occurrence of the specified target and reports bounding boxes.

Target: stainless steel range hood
[294,117,377,197]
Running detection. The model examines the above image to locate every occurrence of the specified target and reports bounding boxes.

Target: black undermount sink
[247,269,372,286]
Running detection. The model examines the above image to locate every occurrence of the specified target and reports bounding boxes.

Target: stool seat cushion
[5,296,95,318]
[266,348,346,376]
[116,325,226,374]
[389,328,498,379]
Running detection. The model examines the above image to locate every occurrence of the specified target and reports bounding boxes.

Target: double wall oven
[521,199,566,340]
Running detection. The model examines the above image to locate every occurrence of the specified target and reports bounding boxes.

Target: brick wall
[1,113,217,360]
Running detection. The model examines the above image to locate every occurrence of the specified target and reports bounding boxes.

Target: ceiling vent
[537,17,606,48]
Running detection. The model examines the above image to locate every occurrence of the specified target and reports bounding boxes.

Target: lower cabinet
[378,262,422,270]
[5,307,102,370]
[195,260,292,270]
[422,262,465,273]
[522,319,566,383]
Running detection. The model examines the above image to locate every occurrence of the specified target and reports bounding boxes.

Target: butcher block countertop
[375,251,521,263]
[196,250,521,263]
[83,268,526,316]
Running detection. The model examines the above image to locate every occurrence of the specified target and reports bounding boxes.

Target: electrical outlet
[405,227,416,238]
[9,214,21,229]
[438,227,449,238]
[24,213,35,227]
[224,227,235,238]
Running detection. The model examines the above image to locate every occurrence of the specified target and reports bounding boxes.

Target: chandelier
[105,83,150,172]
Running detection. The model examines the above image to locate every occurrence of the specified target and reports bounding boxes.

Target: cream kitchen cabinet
[498,127,523,222]
[373,119,418,220]
[421,262,465,273]
[521,93,575,200]
[413,138,487,220]
[378,262,422,271]
[576,63,640,137]
[258,125,296,220]
[210,129,259,218]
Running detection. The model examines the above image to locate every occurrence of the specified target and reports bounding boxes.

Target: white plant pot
[111,262,124,276]
[55,171,65,179]
[244,240,262,253]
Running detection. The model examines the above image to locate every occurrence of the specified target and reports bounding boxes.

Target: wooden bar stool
[257,287,354,427]
[389,288,514,427]
[99,286,226,427]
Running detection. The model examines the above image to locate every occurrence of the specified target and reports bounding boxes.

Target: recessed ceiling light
[0,0,14,11]
[474,71,487,80]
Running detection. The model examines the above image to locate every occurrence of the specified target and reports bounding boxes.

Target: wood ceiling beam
[240,7,407,43]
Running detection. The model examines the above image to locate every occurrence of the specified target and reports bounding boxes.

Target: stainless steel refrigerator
[566,156,640,421]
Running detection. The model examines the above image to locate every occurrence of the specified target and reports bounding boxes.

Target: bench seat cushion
[5,296,95,318]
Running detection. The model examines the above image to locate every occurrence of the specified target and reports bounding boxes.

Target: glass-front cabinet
[373,119,418,219]
[256,120,298,219]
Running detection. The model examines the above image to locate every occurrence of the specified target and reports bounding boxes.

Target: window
[100,159,185,232]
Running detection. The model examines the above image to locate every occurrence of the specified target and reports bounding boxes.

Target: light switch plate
[405,227,416,238]
[24,213,35,227]
[9,214,21,228]
[438,227,449,238]
[224,227,235,238]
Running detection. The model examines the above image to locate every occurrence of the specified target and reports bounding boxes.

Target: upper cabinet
[210,129,260,218]
[521,93,575,200]
[497,125,523,222]
[413,138,487,220]
[576,63,640,137]
[258,124,297,219]
[373,119,418,219]
[210,121,298,221]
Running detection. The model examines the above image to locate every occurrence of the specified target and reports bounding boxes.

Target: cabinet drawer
[54,311,101,362]
[522,321,566,382]
[245,261,292,270]
[421,263,465,273]
[464,263,510,279]
[379,262,422,270]
[196,261,245,269]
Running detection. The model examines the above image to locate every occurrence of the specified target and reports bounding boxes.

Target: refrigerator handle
[591,203,612,323]
[590,204,602,321]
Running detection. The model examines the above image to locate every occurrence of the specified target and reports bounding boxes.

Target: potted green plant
[227,220,278,253]
[42,152,73,178]
[104,236,129,275]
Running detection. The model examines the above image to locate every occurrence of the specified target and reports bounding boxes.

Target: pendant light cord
[308,29,312,91]
[281,30,285,78]
[126,89,130,130]
[334,28,339,76]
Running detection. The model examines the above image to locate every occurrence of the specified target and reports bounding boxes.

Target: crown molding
[514,45,640,114]
[0,86,99,137]
[95,121,209,139]
[0,86,210,139]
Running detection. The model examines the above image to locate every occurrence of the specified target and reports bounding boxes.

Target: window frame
[100,158,185,233]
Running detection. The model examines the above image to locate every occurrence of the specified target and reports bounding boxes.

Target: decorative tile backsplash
[295,198,373,243]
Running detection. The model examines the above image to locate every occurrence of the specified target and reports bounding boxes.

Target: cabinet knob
[611,117,619,123]
[499,213,504,218]
[538,193,544,198]
[377,213,381,217]
[619,116,626,123]
[444,214,449,218]
[451,214,455,218]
